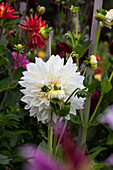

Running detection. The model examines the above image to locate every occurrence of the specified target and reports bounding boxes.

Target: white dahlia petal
[19,55,85,124]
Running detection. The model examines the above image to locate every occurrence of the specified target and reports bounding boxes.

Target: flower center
[48,90,66,101]
[0,6,4,16]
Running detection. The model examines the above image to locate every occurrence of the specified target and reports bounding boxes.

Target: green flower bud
[39,27,48,39]
[94,13,105,21]
[38,6,45,15]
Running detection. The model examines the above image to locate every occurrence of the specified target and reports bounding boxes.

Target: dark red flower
[54,42,72,62]
[19,14,46,49]
[0,2,18,20]
[90,89,100,115]
[109,42,113,55]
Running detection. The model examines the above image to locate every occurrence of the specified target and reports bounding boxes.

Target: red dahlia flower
[0,2,18,20]
[19,14,46,49]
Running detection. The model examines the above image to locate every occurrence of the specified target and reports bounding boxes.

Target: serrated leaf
[101,78,112,94]
[106,133,113,145]
[74,41,91,58]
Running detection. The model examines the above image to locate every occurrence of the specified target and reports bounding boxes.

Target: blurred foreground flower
[19,55,85,124]
[100,9,113,29]
[0,2,18,20]
[20,145,61,170]
[20,121,91,170]
[105,154,113,166]
[99,105,113,130]
[19,14,46,49]
[12,52,29,70]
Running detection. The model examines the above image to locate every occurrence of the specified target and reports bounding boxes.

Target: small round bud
[17,44,23,49]
[38,6,45,15]
[94,13,105,21]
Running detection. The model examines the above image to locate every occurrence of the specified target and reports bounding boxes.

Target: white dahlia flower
[19,55,85,124]
[100,9,113,29]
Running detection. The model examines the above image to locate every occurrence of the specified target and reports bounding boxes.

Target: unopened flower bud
[39,27,48,39]
[94,13,105,21]
[38,6,45,15]
[48,90,66,101]
[17,44,23,49]
[90,55,98,70]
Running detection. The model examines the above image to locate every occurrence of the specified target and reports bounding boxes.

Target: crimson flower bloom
[19,14,46,49]
[0,2,18,20]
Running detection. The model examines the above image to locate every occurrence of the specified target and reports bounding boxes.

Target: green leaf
[4,91,22,108]
[70,115,81,124]
[5,48,14,66]
[0,35,8,47]
[0,45,6,56]
[0,154,11,165]
[106,132,113,145]
[14,67,25,81]
[93,163,105,170]
[8,81,18,89]
[74,41,91,58]
[101,78,112,94]
[0,77,10,92]
[89,147,107,153]
[38,140,47,151]
[89,150,103,160]
[0,56,9,66]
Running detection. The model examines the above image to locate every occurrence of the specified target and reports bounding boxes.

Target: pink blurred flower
[99,105,113,130]
[105,154,113,166]
[20,145,62,170]
[12,52,29,70]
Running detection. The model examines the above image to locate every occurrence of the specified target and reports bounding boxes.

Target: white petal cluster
[100,9,113,29]
[19,55,85,124]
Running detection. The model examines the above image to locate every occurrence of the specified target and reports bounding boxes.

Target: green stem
[49,33,51,58]
[76,10,78,38]
[88,71,113,125]
[81,71,92,146]
[76,10,79,71]
[89,94,103,125]
[48,124,53,155]
[65,88,79,104]
[83,67,87,76]
[56,119,68,153]
[80,109,84,125]
[109,71,113,82]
